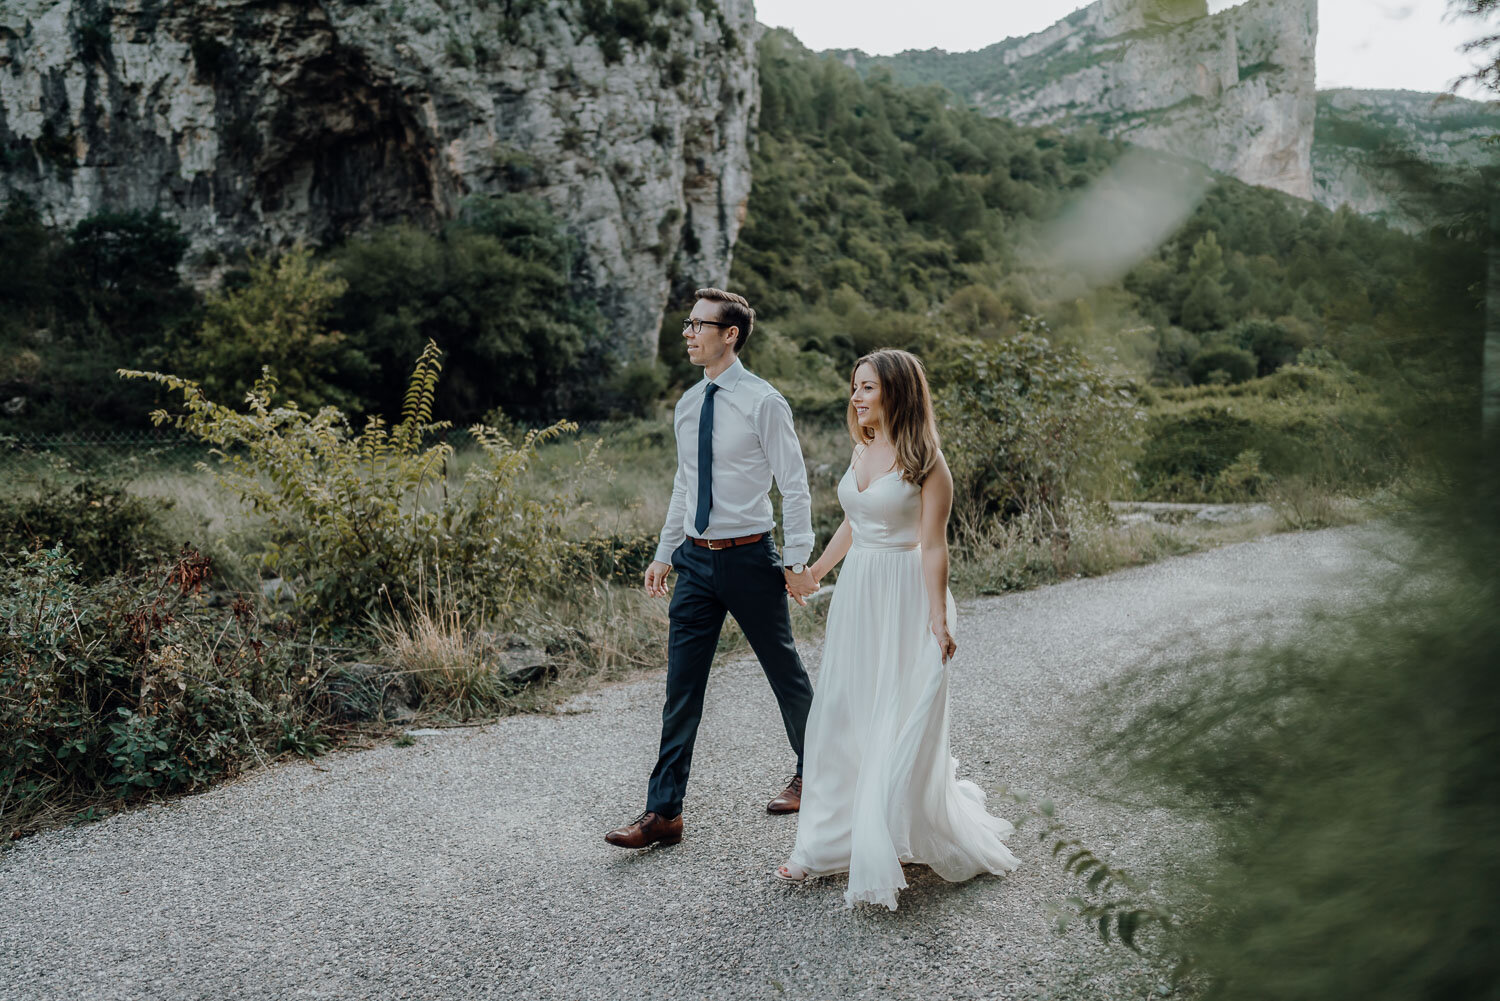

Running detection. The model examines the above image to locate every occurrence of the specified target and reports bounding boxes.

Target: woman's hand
[930,617,957,663]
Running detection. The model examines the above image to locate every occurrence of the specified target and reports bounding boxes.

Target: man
[605,287,820,849]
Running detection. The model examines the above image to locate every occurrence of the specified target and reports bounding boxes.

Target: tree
[179,246,369,413]
[333,195,602,423]
[1179,231,1231,332]
[1450,0,1499,434]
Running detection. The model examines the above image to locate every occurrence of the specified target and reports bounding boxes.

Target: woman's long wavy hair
[847,349,941,487]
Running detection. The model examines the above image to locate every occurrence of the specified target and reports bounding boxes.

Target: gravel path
[0,524,1403,1001]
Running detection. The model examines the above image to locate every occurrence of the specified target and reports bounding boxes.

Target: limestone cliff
[1313,89,1498,232]
[835,0,1318,200]
[0,0,760,356]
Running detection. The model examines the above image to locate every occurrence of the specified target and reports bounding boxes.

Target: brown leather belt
[690,533,765,551]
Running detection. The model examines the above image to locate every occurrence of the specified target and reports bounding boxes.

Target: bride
[774,349,1020,910]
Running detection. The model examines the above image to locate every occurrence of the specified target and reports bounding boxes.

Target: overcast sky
[753,0,1493,100]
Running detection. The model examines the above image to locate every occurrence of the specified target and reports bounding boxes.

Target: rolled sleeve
[759,393,815,566]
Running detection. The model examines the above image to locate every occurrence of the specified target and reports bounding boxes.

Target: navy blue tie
[694,382,719,536]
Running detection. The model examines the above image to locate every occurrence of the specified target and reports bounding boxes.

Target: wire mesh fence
[0,421,629,478]
[0,428,213,476]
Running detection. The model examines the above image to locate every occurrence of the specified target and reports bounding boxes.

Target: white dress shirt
[654,358,815,567]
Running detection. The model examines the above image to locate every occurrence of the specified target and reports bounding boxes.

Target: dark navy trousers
[645,536,814,818]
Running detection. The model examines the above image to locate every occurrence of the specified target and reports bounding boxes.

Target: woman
[775,349,1020,909]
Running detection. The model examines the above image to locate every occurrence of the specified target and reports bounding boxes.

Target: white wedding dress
[787,461,1020,910]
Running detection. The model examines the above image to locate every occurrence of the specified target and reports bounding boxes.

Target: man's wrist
[781,543,812,566]
[783,561,807,575]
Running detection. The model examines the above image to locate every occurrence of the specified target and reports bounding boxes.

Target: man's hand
[644,560,673,598]
[784,567,818,606]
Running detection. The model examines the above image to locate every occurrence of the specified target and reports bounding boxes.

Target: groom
[605,287,820,849]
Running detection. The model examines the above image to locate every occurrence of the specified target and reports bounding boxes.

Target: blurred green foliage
[1090,426,1499,998]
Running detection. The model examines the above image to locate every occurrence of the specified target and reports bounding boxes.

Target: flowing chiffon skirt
[788,541,1019,910]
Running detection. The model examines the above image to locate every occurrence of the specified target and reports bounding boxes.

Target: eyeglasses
[682,318,733,334]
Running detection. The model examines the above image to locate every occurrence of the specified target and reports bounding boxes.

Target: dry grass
[369,565,515,721]
[1267,479,1373,531]
[948,494,1356,598]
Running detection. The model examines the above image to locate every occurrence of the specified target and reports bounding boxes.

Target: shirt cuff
[781,544,813,566]
[653,542,679,565]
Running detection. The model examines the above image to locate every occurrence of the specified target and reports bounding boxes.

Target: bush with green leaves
[172,245,371,414]
[119,340,596,630]
[930,322,1145,526]
[0,476,178,582]
[1136,364,1404,501]
[0,202,198,431]
[1188,346,1258,386]
[0,545,317,839]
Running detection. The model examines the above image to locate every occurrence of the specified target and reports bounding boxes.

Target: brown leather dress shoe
[767,775,802,814]
[604,810,683,848]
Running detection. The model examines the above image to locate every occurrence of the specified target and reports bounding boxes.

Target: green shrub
[931,322,1145,525]
[607,358,669,418]
[1136,370,1404,501]
[1189,346,1258,386]
[0,477,178,581]
[1229,317,1312,377]
[119,340,595,630]
[0,546,315,838]
[1208,449,1271,501]
[65,211,194,337]
[0,204,198,431]
[332,195,604,423]
[172,246,369,414]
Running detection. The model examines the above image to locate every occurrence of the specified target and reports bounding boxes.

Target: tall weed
[120,340,596,630]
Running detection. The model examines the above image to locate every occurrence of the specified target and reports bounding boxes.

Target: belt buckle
[707,538,731,551]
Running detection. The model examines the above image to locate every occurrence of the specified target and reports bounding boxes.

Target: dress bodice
[838,462,922,550]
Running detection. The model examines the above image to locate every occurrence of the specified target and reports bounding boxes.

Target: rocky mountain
[1313,89,1498,231]
[833,0,1319,200]
[0,0,760,357]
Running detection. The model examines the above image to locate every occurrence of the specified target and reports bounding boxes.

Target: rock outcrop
[836,0,1318,201]
[1312,89,1498,232]
[0,0,760,356]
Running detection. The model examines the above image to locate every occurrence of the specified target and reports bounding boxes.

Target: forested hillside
[0,27,1480,459]
[724,31,1466,387]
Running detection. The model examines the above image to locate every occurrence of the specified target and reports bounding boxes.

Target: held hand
[784,568,818,606]
[930,618,957,663]
[644,560,673,598]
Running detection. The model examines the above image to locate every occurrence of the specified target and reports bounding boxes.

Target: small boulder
[476,632,555,688]
[324,662,419,723]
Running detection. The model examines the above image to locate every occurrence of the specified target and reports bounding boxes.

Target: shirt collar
[706,357,747,393]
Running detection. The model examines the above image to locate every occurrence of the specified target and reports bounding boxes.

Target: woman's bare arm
[920,452,957,661]
[810,517,853,586]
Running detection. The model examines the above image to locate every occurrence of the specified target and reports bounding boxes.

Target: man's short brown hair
[695,287,755,353]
